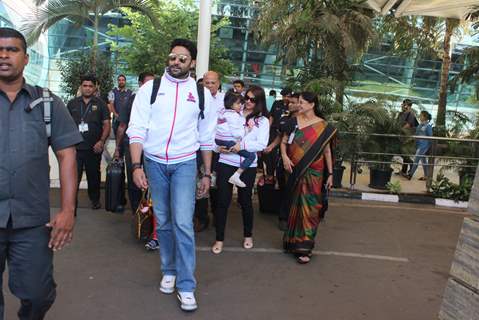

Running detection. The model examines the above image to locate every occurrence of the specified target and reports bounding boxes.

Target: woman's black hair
[420,110,432,121]
[223,89,243,110]
[299,91,324,119]
[244,85,269,122]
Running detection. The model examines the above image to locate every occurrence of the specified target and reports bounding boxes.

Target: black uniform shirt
[118,93,136,144]
[0,82,83,229]
[67,96,110,150]
[109,88,133,116]
[269,100,289,141]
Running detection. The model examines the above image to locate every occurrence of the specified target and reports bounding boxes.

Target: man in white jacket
[127,39,216,312]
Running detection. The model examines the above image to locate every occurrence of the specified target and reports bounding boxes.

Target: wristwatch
[132,163,142,171]
[203,173,212,179]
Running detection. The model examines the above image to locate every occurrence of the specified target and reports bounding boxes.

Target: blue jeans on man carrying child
[408,146,429,177]
[144,157,197,292]
[215,139,256,169]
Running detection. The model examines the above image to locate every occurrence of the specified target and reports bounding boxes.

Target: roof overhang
[367,0,479,19]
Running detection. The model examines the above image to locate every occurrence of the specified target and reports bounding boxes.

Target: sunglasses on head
[168,53,190,64]
[244,96,257,103]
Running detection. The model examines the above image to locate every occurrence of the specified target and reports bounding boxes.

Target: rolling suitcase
[257,162,281,214]
[105,159,125,212]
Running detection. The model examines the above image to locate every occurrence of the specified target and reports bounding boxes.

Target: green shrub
[431,173,473,202]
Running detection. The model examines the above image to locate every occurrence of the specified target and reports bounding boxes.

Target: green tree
[21,0,158,70]
[255,0,376,107]
[108,0,234,78]
[450,9,479,99]
[377,15,464,132]
[57,50,114,102]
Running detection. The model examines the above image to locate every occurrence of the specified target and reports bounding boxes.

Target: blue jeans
[408,147,429,177]
[144,157,197,292]
[215,139,256,169]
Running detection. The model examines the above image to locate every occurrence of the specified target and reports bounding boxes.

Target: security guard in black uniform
[277,92,300,231]
[0,28,83,319]
[67,75,111,209]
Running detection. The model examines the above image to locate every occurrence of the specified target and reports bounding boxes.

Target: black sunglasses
[168,53,190,64]
[244,96,257,103]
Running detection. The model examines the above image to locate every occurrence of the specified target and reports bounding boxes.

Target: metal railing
[338,132,479,191]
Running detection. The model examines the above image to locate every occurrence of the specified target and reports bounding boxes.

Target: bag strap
[42,88,52,138]
[150,77,161,105]
[150,77,204,120]
[29,86,54,139]
[196,83,205,120]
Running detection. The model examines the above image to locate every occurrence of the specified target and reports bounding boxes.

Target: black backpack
[149,77,205,119]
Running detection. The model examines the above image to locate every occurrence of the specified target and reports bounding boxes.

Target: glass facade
[0,0,477,117]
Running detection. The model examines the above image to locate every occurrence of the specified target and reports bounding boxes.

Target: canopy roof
[367,0,479,19]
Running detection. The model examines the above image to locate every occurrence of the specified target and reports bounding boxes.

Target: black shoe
[91,202,101,210]
[114,205,124,213]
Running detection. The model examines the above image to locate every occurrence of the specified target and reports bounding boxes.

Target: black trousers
[215,163,256,241]
[0,224,56,320]
[261,147,279,176]
[112,119,125,157]
[77,149,102,204]
[277,158,289,222]
[402,157,413,173]
[124,141,141,211]
[194,153,219,225]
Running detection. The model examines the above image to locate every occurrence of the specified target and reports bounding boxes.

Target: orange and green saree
[282,120,337,256]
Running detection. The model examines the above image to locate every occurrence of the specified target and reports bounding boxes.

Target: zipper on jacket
[165,83,179,162]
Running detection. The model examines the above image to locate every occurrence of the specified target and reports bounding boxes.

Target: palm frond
[100,0,159,27]
[21,0,90,45]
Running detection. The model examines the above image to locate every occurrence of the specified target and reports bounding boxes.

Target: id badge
[287,131,295,144]
[79,122,89,133]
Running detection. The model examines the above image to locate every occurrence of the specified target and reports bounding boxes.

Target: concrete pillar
[439,164,479,319]
[196,0,212,79]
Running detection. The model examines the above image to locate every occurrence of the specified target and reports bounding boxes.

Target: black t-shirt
[109,88,133,119]
[278,113,297,135]
[67,96,110,150]
[118,93,135,143]
[270,100,288,129]
[119,93,134,125]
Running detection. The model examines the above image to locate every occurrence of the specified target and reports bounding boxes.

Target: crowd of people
[0,24,439,317]
[0,24,440,318]
[0,26,335,317]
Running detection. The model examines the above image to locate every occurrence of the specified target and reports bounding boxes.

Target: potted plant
[442,111,478,183]
[354,100,404,189]
[330,101,371,188]
[431,171,472,207]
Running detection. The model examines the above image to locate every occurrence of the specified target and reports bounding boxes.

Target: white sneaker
[177,291,198,312]
[159,275,176,294]
[228,173,246,188]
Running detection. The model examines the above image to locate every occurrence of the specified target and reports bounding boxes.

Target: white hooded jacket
[127,71,217,164]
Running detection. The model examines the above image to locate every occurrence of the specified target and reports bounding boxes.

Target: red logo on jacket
[187,92,196,103]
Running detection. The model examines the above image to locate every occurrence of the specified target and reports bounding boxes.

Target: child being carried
[215,90,256,188]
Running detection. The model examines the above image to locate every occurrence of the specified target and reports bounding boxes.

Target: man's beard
[167,65,190,79]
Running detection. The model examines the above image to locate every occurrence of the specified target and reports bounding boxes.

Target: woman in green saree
[280,92,336,264]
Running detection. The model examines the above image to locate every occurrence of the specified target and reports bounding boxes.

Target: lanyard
[80,100,92,122]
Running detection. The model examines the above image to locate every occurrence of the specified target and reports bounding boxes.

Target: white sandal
[243,237,253,249]
[211,241,223,254]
